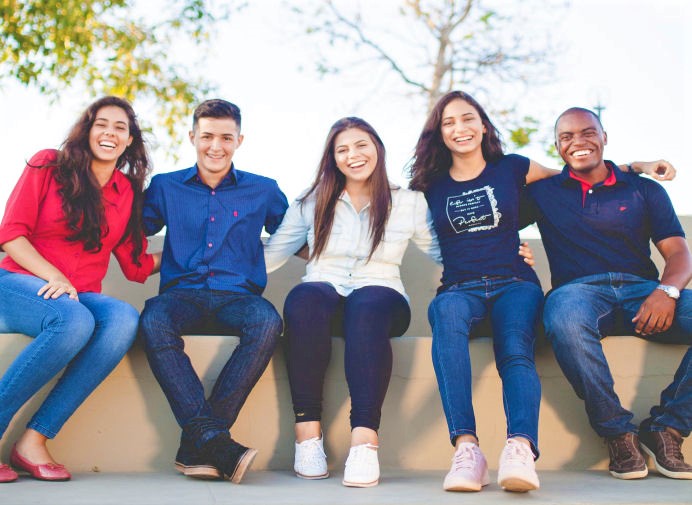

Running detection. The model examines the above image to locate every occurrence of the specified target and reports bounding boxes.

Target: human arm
[519,242,535,267]
[410,191,442,264]
[264,198,310,273]
[112,233,159,282]
[632,236,692,335]
[1,236,78,300]
[525,159,676,184]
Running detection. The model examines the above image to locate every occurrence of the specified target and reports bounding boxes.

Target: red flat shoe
[10,445,71,481]
[0,464,18,483]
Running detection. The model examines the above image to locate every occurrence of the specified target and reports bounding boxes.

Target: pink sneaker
[497,438,539,492]
[443,442,490,492]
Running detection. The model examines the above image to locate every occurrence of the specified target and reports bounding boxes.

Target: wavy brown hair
[43,96,150,264]
[300,117,392,262]
[408,91,504,192]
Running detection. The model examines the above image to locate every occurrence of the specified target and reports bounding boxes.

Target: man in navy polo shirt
[138,99,288,483]
[526,107,691,481]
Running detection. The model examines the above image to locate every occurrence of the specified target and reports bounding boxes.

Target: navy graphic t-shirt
[424,153,540,289]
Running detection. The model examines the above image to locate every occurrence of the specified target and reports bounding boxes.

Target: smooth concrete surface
[1,470,690,505]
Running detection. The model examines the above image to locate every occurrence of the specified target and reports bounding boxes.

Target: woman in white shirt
[264,117,440,487]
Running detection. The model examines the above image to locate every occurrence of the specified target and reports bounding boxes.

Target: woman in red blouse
[0,96,159,482]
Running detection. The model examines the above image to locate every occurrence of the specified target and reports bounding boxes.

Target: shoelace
[345,444,378,468]
[297,438,326,465]
[451,445,478,471]
[659,432,684,460]
[503,442,531,464]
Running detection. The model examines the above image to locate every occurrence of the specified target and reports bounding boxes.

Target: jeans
[544,273,692,437]
[0,269,139,439]
[283,282,410,431]
[429,277,543,454]
[138,288,281,448]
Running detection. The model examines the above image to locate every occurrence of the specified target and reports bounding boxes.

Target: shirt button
[588,189,593,194]
[210,216,215,222]
[208,242,213,248]
[209,271,215,277]
[211,190,216,196]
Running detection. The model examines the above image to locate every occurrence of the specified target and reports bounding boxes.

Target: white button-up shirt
[264,187,440,301]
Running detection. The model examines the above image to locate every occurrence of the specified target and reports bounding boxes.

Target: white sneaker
[443,442,490,492]
[342,443,379,487]
[294,437,329,479]
[497,438,540,492]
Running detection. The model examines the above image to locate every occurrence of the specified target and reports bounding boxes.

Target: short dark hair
[554,107,603,138]
[192,99,241,130]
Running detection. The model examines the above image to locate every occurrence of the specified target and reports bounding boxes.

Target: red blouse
[0,149,154,292]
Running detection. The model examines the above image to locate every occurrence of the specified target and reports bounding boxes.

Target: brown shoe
[606,432,648,479]
[639,429,692,480]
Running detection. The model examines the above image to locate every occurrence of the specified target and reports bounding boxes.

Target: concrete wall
[1,218,690,473]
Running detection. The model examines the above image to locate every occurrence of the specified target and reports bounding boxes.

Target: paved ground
[1,470,690,505]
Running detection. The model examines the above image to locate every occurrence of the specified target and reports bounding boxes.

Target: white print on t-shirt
[446,185,501,233]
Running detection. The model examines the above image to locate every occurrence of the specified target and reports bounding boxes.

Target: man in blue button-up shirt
[526,107,692,481]
[139,99,288,483]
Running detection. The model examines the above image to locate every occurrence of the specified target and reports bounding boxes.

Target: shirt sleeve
[112,233,155,283]
[263,198,310,273]
[0,150,56,248]
[143,175,166,236]
[410,191,442,264]
[507,154,531,187]
[641,178,685,244]
[264,181,289,235]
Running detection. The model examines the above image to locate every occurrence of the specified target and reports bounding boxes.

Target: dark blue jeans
[138,288,282,448]
[544,273,692,437]
[283,282,410,431]
[429,277,543,455]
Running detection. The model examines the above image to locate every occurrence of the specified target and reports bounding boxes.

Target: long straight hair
[47,96,151,263]
[408,91,504,192]
[300,117,392,262]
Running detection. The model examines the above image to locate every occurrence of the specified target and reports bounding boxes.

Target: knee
[47,303,96,350]
[244,299,282,346]
[138,303,179,352]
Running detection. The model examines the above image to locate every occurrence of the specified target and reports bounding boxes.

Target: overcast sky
[1,0,689,216]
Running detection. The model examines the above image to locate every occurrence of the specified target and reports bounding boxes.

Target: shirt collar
[183,163,238,187]
[559,160,625,188]
[103,169,127,194]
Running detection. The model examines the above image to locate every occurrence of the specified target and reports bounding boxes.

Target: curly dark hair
[47,96,151,263]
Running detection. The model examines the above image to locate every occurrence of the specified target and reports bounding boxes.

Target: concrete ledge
[1,332,688,472]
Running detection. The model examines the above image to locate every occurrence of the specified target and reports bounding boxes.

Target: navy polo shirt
[425,153,539,288]
[143,164,288,294]
[525,161,684,289]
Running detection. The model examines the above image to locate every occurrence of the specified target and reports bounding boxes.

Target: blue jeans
[283,283,410,431]
[138,288,281,448]
[544,273,692,437]
[0,269,139,439]
[429,277,543,455]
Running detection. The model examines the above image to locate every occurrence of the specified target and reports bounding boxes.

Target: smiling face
[190,117,243,186]
[333,127,378,186]
[88,105,132,169]
[555,109,608,178]
[440,98,486,157]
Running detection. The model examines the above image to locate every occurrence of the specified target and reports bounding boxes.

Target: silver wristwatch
[656,284,680,300]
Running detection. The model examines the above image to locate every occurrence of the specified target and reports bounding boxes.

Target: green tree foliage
[0,0,234,146]
[289,0,566,149]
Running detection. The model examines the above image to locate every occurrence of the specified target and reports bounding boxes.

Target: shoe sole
[228,448,258,484]
[295,470,329,480]
[175,462,223,480]
[640,442,692,480]
[499,476,539,492]
[342,478,379,488]
[609,467,648,479]
[444,471,490,492]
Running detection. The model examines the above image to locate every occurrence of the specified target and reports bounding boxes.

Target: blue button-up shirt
[144,164,288,294]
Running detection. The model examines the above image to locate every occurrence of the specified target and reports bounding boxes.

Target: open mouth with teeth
[349,161,367,169]
[99,141,116,150]
[453,136,473,143]
[571,149,593,158]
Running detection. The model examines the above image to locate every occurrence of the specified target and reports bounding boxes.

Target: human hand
[519,242,535,267]
[631,289,675,335]
[636,160,676,181]
[37,275,79,301]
